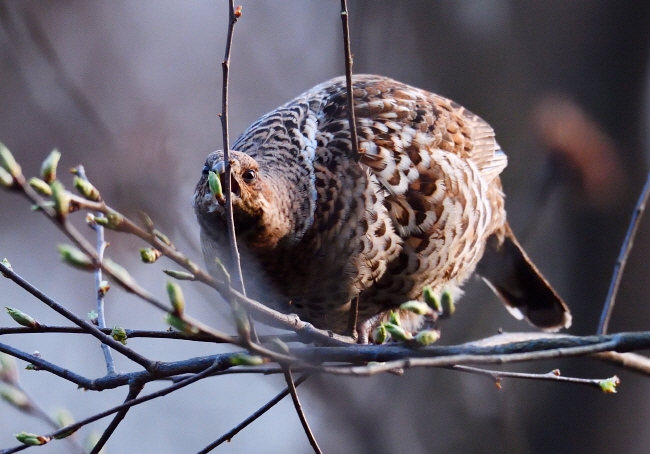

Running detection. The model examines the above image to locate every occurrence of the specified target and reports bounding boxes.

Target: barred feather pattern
[194,75,510,334]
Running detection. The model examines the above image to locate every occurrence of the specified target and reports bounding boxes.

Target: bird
[194,75,571,340]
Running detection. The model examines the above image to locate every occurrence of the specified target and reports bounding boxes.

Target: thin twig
[1,382,86,453]
[340,0,362,342]
[75,165,115,375]
[89,382,144,454]
[0,325,302,344]
[340,0,360,161]
[0,261,154,370]
[318,340,620,376]
[452,365,615,390]
[598,172,650,334]
[220,2,245,296]
[197,372,312,453]
[0,360,229,454]
[283,368,322,453]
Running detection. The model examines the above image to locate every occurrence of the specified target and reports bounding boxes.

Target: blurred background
[1,1,649,452]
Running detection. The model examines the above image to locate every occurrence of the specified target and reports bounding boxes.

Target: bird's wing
[349,76,507,195]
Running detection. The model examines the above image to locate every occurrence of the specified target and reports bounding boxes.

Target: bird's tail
[475,223,571,331]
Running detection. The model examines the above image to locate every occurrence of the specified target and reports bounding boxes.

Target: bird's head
[193,150,290,248]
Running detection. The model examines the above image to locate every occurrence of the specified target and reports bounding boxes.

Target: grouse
[194,75,571,337]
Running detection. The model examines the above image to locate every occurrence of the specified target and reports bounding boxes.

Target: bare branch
[0,360,229,454]
[0,261,154,371]
[598,172,650,334]
[220,1,246,297]
[74,164,115,375]
[89,383,144,454]
[283,368,322,453]
[452,365,616,391]
[0,326,302,344]
[197,372,312,453]
[340,0,360,161]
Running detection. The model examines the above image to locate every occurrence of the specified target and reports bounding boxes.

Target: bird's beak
[211,160,241,202]
[213,161,226,175]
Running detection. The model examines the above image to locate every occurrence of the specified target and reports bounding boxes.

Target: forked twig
[89,383,144,454]
[598,172,650,334]
[0,361,228,454]
[74,165,115,375]
[283,368,322,453]
[197,372,312,453]
[452,365,617,391]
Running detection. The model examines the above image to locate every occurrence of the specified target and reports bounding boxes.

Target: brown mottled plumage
[194,75,571,337]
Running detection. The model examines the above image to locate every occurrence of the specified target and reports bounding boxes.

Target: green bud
[383,322,412,341]
[54,408,75,429]
[599,375,620,393]
[229,353,265,366]
[105,211,124,229]
[163,269,196,281]
[50,180,70,217]
[153,229,172,246]
[269,337,290,354]
[166,281,185,315]
[85,432,105,454]
[137,211,155,232]
[0,142,21,178]
[422,286,442,312]
[415,329,440,346]
[104,258,136,288]
[53,426,78,440]
[31,201,55,212]
[165,314,199,334]
[0,167,14,187]
[111,326,128,345]
[440,290,455,317]
[25,364,38,371]
[0,386,31,410]
[208,170,224,200]
[88,310,98,323]
[15,432,49,446]
[28,177,52,195]
[1,258,12,277]
[232,306,250,337]
[388,310,401,327]
[40,149,61,183]
[58,244,95,271]
[0,353,19,384]
[373,324,388,344]
[399,301,433,316]
[5,307,41,328]
[73,176,101,201]
[140,248,161,264]
[214,258,231,282]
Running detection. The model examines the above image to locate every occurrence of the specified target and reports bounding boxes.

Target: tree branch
[283,368,321,453]
[0,360,229,454]
[0,262,154,371]
[89,382,144,454]
[598,171,650,334]
[197,372,312,453]
[451,365,617,391]
[74,164,115,375]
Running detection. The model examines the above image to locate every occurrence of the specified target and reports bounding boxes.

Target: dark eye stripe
[202,164,209,175]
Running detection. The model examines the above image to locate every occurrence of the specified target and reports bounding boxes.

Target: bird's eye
[202,163,210,175]
[242,169,257,183]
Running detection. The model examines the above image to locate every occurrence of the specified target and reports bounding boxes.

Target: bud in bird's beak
[209,161,226,205]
